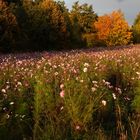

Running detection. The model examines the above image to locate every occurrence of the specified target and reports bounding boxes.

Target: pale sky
[64,0,140,25]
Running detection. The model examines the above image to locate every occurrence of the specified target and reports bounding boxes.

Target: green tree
[22,0,68,50]
[5,0,22,5]
[55,0,73,48]
[132,12,140,43]
[71,1,97,34]
[70,1,97,47]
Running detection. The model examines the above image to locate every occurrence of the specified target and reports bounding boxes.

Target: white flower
[91,87,96,92]
[116,88,122,94]
[112,93,116,100]
[6,114,10,119]
[76,77,79,81]
[80,80,84,83]
[17,82,22,86]
[83,67,88,73]
[136,72,140,75]
[6,85,10,89]
[22,115,26,118]
[105,81,110,86]
[53,65,57,68]
[94,84,99,88]
[92,81,98,84]
[3,107,7,111]
[84,63,89,67]
[55,72,58,76]
[102,100,107,106]
[10,102,14,105]
[60,106,64,111]
[60,84,64,89]
[131,77,135,80]
[1,89,6,93]
[6,81,10,84]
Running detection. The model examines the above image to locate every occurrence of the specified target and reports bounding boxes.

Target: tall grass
[0,46,140,139]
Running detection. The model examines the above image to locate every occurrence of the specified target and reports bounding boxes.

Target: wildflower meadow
[0,45,140,140]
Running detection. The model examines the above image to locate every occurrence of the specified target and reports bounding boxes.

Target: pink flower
[75,125,80,130]
[60,90,65,98]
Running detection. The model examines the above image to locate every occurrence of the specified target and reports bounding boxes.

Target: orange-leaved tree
[94,10,132,47]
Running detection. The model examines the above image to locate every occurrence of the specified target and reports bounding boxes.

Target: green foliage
[70,1,97,47]
[132,13,140,43]
[21,0,70,50]
[71,1,97,33]
[0,68,34,140]
[82,33,97,47]
[0,46,140,139]
[132,81,140,113]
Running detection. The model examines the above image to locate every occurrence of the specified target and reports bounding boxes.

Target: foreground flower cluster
[0,46,140,140]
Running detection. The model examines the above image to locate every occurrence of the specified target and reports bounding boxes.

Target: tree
[132,12,140,43]
[71,1,97,34]
[4,0,22,5]
[94,10,132,47]
[22,0,68,50]
[55,0,72,48]
[70,1,97,47]
[0,1,19,52]
[40,0,68,48]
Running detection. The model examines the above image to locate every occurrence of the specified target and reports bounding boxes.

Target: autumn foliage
[94,11,132,47]
[0,1,19,51]
[0,0,139,52]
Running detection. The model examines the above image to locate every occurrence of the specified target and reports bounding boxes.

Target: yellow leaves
[94,10,132,47]
[94,15,111,41]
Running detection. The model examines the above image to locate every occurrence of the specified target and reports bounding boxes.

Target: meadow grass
[0,46,140,140]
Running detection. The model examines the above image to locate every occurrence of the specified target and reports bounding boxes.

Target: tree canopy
[94,10,132,47]
[0,1,19,52]
[132,12,140,43]
[0,0,136,52]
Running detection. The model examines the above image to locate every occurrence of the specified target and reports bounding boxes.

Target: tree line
[0,0,140,52]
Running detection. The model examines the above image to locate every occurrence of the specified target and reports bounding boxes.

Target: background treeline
[0,0,140,52]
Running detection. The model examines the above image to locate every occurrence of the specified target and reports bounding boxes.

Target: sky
[64,0,140,25]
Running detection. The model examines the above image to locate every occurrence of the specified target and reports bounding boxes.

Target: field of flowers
[0,45,140,140]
